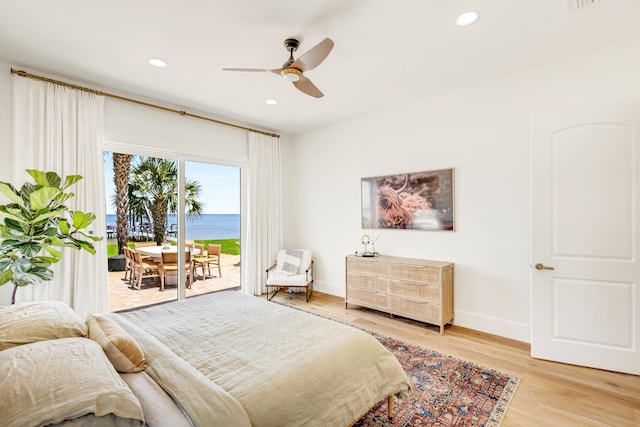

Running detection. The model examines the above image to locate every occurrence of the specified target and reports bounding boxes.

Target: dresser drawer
[347,257,387,276]
[347,287,388,310]
[389,296,439,323]
[347,273,387,293]
[388,264,440,284]
[388,279,439,303]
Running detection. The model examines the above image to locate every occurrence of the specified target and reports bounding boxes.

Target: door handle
[534,263,555,271]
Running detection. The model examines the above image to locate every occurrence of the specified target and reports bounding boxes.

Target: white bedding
[112,290,411,427]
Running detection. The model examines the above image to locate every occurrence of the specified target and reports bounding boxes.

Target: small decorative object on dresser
[345,254,454,334]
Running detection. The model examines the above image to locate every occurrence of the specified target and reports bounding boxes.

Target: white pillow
[0,300,87,350]
[275,249,311,275]
[0,337,144,427]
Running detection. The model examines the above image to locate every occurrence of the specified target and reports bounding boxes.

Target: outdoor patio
[108,252,241,312]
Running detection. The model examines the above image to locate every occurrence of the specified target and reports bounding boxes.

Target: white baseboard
[314,280,345,298]
[454,310,531,343]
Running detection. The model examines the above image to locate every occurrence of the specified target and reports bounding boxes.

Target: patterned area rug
[355,332,520,427]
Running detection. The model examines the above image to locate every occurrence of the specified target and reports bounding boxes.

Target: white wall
[282,40,640,342]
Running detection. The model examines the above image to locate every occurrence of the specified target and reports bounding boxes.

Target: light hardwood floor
[276,291,640,427]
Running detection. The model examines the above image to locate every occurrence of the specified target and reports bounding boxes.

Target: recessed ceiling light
[266,99,278,105]
[456,11,480,26]
[148,58,167,68]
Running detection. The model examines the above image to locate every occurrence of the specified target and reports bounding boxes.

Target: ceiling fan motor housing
[284,38,300,52]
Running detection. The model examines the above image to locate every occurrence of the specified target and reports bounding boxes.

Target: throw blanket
[114,291,411,427]
[272,249,304,276]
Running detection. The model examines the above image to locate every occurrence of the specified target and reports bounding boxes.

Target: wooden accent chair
[159,250,194,291]
[265,249,314,302]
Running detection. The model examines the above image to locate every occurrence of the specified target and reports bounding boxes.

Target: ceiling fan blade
[293,76,324,98]
[223,68,281,74]
[291,38,334,72]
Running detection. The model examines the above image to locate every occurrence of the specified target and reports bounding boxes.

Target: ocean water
[106,214,240,240]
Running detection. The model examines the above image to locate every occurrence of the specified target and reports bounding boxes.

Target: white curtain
[242,132,283,296]
[11,75,108,318]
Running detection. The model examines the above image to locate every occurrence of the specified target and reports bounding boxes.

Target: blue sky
[104,152,240,215]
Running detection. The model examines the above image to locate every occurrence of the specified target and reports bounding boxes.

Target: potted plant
[0,170,102,304]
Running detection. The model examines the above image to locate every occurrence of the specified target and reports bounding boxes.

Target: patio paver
[108,253,240,312]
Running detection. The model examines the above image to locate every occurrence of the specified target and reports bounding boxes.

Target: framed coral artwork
[361,168,454,231]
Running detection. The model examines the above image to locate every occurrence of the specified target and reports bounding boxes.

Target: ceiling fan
[223,37,334,98]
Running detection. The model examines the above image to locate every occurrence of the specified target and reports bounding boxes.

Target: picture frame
[361,168,454,231]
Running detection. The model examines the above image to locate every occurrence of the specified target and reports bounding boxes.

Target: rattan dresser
[345,255,454,334]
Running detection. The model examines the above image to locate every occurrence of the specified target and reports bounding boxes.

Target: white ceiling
[1,0,640,135]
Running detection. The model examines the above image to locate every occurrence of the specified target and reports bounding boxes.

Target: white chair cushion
[266,273,309,286]
[268,249,312,287]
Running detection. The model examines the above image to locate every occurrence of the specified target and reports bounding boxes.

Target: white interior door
[531,104,640,375]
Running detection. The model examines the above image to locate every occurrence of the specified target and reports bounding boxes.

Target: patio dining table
[136,245,200,262]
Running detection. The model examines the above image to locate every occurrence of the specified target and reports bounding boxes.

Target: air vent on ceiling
[563,0,602,13]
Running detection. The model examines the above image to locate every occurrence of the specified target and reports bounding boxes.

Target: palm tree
[130,157,204,245]
[112,153,132,254]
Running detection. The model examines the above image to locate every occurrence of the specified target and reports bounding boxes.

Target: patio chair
[122,246,134,282]
[131,250,159,290]
[265,249,314,302]
[159,250,194,291]
[134,241,158,262]
[192,243,222,280]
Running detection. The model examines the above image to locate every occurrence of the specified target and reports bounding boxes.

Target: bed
[0,290,411,427]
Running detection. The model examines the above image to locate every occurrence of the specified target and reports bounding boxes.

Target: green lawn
[107,239,240,257]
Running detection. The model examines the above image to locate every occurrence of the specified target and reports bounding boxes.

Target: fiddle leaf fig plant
[0,169,103,304]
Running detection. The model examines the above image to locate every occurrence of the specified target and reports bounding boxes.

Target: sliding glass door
[104,152,240,311]
[184,161,241,296]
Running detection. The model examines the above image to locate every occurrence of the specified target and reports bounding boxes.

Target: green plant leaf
[33,256,57,265]
[72,211,96,229]
[30,187,60,211]
[0,208,27,224]
[11,257,31,274]
[0,258,12,272]
[13,271,44,286]
[32,206,67,223]
[77,240,96,255]
[27,170,62,189]
[26,169,47,186]
[45,246,62,260]
[0,182,25,208]
[19,242,42,257]
[0,239,21,251]
[4,218,26,232]
[77,231,103,242]
[58,219,70,234]
[30,267,54,281]
[62,175,83,190]
[54,192,75,205]
[46,237,80,250]
[0,269,12,286]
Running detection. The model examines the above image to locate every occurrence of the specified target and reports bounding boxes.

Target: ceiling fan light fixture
[281,68,302,82]
[456,10,480,26]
